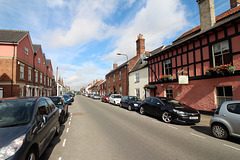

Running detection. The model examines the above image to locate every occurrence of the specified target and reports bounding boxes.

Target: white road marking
[68,122,71,125]
[70,118,72,121]
[168,125,178,129]
[66,128,69,133]
[223,144,240,151]
[190,133,205,139]
[58,157,62,160]
[62,139,66,147]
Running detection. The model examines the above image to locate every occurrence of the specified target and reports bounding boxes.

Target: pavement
[199,113,214,126]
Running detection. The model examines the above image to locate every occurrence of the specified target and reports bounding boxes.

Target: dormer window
[25,47,28,55]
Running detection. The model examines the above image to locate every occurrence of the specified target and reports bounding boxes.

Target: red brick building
[105,34,145,95]
[99,80,106,96]
[146,0,240,111]
[0,30,55,98]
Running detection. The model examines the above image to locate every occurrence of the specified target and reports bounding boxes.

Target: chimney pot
[113,62,118,69]
[136,34,145,57]
[230,0,240,9]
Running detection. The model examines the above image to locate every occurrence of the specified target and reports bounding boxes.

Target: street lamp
[117,53,128,62]
[117,53,129,96]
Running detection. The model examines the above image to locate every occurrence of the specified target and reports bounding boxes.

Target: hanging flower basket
[160,75,173,81]
[206,63,236,76]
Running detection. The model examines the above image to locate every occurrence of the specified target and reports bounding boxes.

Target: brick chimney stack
[113,61,117,69]
[136,34,145,57]
[196,0,215,31]
[230,0,240,8]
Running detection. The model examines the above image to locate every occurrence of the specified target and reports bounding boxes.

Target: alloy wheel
[140,107,144,115]
[128,105,132,111]
[162,111,172,123]
[212,124,228,139]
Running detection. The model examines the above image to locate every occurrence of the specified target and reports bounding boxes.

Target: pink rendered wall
[0,45,16,57]
[155,75,240,111]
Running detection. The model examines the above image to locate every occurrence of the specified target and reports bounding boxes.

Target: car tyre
[162,111,172,123]
[119,103,123,108]
[26,147,38,160]
[139,106,145,115]
[211,124,228,139]
[128,105,132,111]
[55,121,60,136]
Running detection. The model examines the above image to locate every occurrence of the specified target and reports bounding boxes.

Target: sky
[0,0,231,91]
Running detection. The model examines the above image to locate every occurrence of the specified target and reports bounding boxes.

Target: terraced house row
[0,30,56,98]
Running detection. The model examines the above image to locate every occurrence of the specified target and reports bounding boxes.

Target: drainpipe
[11,44,16,97]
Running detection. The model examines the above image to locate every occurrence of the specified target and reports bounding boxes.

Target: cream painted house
[129,54,149,100]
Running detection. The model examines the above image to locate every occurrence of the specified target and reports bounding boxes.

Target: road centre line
[66,128,69,133]
[223,144,240,151]
[62,139,66,147]
[168,125,178,129]
[58,157,62,160]
[68,122,71,125]
[190,133,205,139]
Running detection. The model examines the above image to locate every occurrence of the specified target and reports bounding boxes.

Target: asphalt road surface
[40,95,240,160]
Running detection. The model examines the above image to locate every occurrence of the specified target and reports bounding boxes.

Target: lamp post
[117,53,129,96]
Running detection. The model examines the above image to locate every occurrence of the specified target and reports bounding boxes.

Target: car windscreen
[114,95,121,98]
[94,94,99,96]
[129,96,141,101]
[63,95,70,98]
[0,100,35,127]
[160,98,184,106]
[105,94,110,97]
[49,97,62,105]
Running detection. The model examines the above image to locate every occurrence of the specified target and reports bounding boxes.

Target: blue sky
[0,0,230,90]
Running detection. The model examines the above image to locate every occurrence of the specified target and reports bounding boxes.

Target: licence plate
[189,116,198,120]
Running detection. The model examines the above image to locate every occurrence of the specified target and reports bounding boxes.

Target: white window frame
[25,47,28,55]
[135,88,140,98]
[163,59,172,75]
[165,87,173,98]
[20,64,24,79]
[135,73,140,83]
[212,40,230,67]
[38,57,41,64]
[119,86,122,94]
[113,74,115,82]
[215,86,233,108]
[19,87,23,97]
[35,70,38,83]
[40,73,43,84]
[119,71,121,81]
[28,68,31,81]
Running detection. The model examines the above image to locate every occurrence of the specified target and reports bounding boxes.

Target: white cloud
[46,0,65,7]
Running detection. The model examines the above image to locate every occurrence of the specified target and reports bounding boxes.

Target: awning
[144,84,157,89]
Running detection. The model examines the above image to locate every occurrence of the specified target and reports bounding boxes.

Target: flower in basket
[206,63,236,76]
[160,75,173,81]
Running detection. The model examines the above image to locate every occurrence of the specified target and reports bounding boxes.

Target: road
[40,95,240,160]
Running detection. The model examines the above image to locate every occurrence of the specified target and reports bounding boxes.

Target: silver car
[210,101,240,139]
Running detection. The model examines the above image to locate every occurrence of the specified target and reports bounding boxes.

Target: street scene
[39,95,240,160]
[1,0,240,159]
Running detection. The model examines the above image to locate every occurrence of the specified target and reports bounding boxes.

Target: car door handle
[221,114,226,117]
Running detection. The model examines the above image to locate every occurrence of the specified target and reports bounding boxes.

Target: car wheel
[114,101,116,105]
[211,124,228,139]
[139,106,145,115]
[119,103,122,108]
[162,111,172,123]
[26,148,38,160]
[128,105,132,111]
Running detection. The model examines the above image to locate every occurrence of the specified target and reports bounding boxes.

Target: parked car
[139,97,200,124]
[120,96,142,111]
[66,93,74,102]
[63,94,71,105]
[210,101,240,139]
[48,96,69,124]
[92,94,100,99]
[109,94,122,105]
[101,94,111,103]
[0,97,60,160]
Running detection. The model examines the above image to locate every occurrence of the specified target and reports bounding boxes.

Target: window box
[206,63,236,76]
[160,75,173,81]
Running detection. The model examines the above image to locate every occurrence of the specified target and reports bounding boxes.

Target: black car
[48,96,69,124]
[0,97,60,160]
[120,96,142,111]
[139,97,200,124]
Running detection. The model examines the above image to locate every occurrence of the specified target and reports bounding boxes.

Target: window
[19,88,23,97]
[135,73,140,83]
[109,87,111,94]
[44,76,46,85]
[165,87,173,98]
[213,41,230,66]
[109,76,110,84]
[227,103,240,114]
[113,74,115,82]
[119,86,122,94]
[164,59,172,75]
[119,71,121,80]
[151,98,161,104]
[25,47,28,55]
[28,68,31,81]
[20,65,24,79]
[35,71,38,82]
[216,86,233,108]
[47,77,49,86]
[38,57,40,64]
[40,73,43,83]
[135,88,140,98]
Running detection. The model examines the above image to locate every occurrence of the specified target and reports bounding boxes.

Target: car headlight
[134,104,138,107]
[0,135,25,160]
[173,109,185,115]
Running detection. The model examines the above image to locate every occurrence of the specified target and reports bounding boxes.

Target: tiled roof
[33,44,41,53]
[0,29,28,43]
[129,58,148,73]
[174,5,240,43]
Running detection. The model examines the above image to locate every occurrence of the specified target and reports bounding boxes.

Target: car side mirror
[43,115,48,124]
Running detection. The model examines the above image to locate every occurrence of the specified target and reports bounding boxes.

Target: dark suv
[0,97,60,160]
